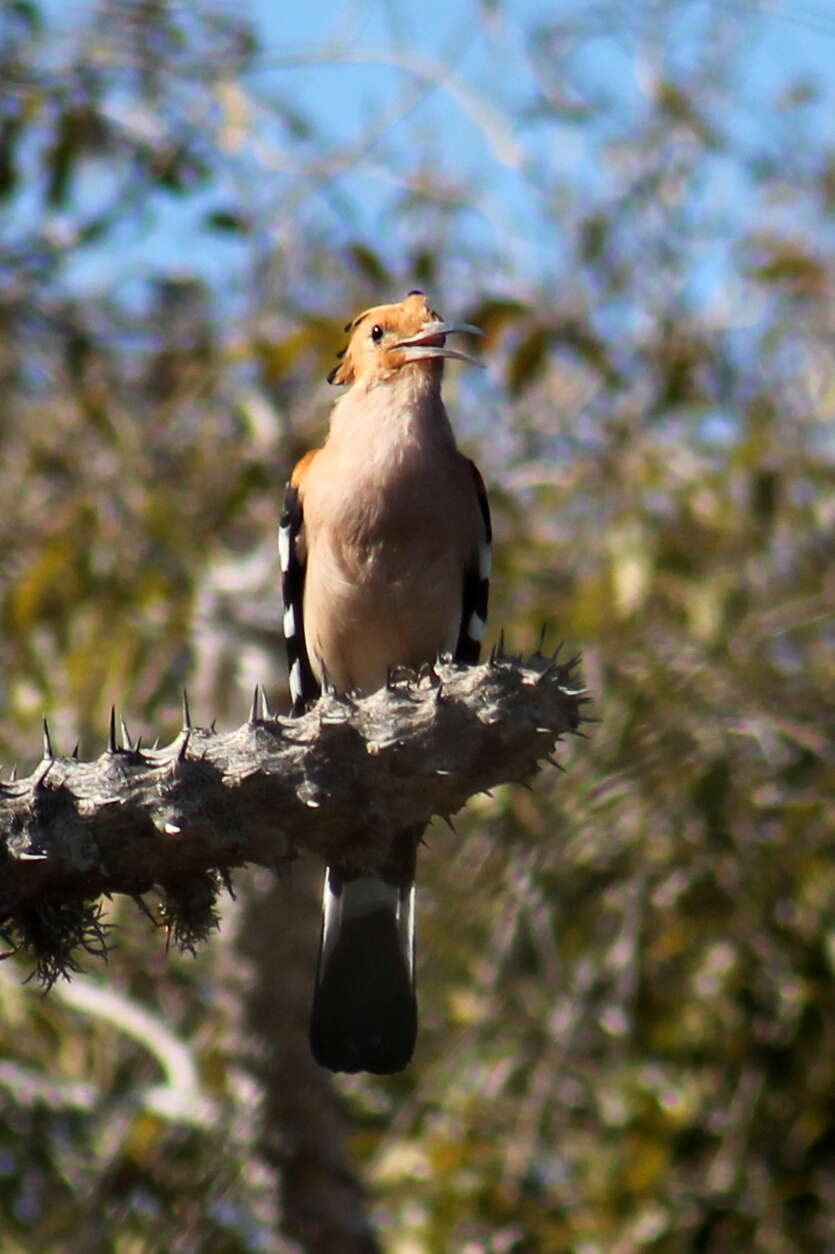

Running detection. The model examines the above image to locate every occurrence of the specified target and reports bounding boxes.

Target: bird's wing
[279,452,321,715]
[454,458,492,665]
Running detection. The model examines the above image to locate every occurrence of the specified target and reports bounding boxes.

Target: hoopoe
[279,291,490,1074]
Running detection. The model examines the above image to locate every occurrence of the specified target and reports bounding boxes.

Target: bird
[279,290,491,1074]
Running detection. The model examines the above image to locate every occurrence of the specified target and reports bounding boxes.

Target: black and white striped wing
[455,459,492,664]
[279,478,320,715]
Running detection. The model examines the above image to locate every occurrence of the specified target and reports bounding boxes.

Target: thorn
[481,789,494,798]
[178,729,191,761]
[120,716,134,750]
[249,686,259,723]
[259,685,272,720]
[551,642,565,662]
[439,814,457,833]
[210,718,217,733]
[131,895,159,927]
[386,665,395,691]
[182,688,192,731]
[417,660,439,686]
[545,755,565,772]
[108,706,118,753]
[152,737,161,750]
[10,766,17,782]
[537,622,548,654]
[497,628,505,658]
[220,868,237,900]
[34,759,54,788]
[71,742,79,760]
[135,736,143,752]
[536,660,559,684]
[434,682,445,706]
[42,717,53,760]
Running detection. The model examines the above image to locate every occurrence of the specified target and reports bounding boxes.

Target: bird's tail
[310,834,418,1074]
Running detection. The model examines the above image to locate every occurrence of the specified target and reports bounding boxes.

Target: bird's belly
[303,540,461,694]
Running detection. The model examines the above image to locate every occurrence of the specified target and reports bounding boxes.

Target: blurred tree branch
[0,656,584,978]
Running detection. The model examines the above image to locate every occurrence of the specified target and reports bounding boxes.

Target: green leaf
[347,242,389,284]
[205,209,248,233]
[507,326,550,395]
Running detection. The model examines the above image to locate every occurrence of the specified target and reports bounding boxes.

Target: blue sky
[28,0,835,302]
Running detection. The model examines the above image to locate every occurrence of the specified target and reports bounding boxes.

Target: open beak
[393,320,485,367]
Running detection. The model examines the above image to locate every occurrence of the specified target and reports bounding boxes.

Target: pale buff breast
[300,416,479,694]
[302,535,463,692]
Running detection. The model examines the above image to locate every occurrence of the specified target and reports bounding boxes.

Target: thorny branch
[0,653,587,982]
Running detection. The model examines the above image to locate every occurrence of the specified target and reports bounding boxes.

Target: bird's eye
[370,324,384,343]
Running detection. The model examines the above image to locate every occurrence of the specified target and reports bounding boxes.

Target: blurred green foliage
[1,0,834,1251]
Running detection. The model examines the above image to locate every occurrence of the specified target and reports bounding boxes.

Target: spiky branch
[0,654,586,980]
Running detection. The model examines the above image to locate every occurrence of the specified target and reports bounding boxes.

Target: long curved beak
[393,320,485,367]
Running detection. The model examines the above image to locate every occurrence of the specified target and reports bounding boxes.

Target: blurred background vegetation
[1,0,834,1250]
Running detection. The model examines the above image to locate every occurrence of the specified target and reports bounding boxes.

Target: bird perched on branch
[280,290,490,1073]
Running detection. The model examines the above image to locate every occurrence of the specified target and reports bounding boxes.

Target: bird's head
[327,291,483,388]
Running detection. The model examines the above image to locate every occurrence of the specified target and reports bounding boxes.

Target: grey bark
[0,655,585,974]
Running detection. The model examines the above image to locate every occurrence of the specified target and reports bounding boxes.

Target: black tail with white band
[310,831,419,1074]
